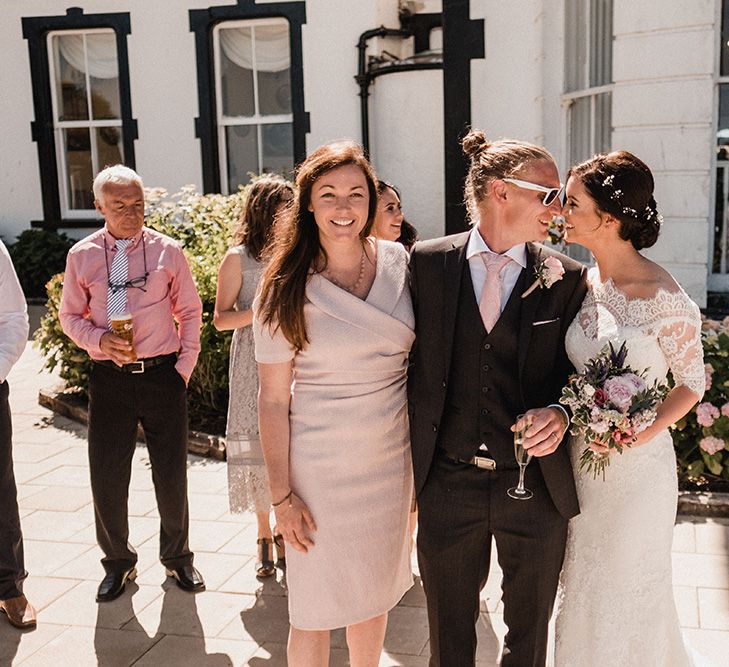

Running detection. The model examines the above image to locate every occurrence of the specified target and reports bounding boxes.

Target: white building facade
[0,0,723,306]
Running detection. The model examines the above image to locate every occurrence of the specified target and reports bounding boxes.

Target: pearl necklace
[323,244,366,293]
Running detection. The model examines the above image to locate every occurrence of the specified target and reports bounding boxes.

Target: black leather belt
[438,447,497,470]
[93,353,177,374]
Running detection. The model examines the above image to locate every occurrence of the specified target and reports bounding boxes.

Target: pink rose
[699,436,725,456]
[696,402,720,427]
[722,403,729,418]
[542,256,565,288]
[603,376,639,412]
[705,363,715,391]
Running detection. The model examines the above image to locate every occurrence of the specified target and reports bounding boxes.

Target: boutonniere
[522,255,565,298]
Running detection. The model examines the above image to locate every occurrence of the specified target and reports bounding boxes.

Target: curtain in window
[57,33,118,79]
[220,25,290,73]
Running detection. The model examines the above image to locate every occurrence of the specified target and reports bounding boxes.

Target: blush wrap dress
[253,239,415,630]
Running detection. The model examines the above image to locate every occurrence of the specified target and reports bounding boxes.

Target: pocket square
[532,318,560,326]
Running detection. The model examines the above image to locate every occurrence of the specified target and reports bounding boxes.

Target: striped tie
[107,238,133,327]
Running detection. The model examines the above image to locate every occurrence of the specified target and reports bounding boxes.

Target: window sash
[213,18,293,195]
[48,28,120,218]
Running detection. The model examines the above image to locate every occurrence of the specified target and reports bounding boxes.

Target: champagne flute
[507,413,533,500]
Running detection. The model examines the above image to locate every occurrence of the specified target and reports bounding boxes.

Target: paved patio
[1,342,729,666]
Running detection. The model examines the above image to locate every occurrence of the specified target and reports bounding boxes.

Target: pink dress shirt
[59,226,202,380]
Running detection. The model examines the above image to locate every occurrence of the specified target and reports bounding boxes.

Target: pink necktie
[479,252,513,332]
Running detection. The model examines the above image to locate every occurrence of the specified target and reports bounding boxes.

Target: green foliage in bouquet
[35,185,249,433]
[7,229,75,299]
[672,317,729,484]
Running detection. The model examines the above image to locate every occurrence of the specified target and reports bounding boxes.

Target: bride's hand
[273,492,317,553]
[587,440,610,455]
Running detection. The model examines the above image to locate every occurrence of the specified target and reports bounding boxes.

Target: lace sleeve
[656,292,705,399]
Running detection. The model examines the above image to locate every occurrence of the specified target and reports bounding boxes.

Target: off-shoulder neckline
[588,266,685,306]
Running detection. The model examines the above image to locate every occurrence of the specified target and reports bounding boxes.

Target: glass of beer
[507,413,533,500]
[109,313,137,361]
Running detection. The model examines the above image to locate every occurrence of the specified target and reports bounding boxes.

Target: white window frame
[561,0,614,166]
[709,0,729,290]
[213,18,293,195]
[561,0,614,263]
[47,28,122,220]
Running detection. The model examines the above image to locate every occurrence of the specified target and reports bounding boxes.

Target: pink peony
[622,372,646,395]
[699,436,725,456]
[603,376,640,412]
[722,403,729,418]
[696,402,720,427]
[705,363,715,391]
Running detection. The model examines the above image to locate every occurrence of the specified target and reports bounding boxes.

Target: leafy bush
[672,316,729,485]
[35,185,246,434]
[8,229,74,298]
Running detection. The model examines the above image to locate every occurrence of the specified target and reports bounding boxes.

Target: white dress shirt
[466,225,527,311]
[0,240,29,383]
[465,226,568,428]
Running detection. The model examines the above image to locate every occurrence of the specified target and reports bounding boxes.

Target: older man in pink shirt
[60,164,204,602]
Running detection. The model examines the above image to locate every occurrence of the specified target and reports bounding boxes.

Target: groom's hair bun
[568,150,661,251]
[461,128,555,221]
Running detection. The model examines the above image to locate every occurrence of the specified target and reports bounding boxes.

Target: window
[563,0,613,166]
[22,8,136,228]
[48,29,124,218]
[213,19,293,194]
[189,1,308,195]
[562,0,613,262]
[712,2,729,281]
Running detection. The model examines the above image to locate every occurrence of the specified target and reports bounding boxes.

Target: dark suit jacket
[408,231,588,519]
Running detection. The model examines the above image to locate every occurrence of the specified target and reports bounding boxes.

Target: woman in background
[372,180,418,250]
[213,175,293,578]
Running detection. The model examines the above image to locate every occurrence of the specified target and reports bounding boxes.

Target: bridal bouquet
[560,342,669,479]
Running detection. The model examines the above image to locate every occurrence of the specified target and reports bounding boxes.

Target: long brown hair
[233,175,294,260]
[257,141,378,351]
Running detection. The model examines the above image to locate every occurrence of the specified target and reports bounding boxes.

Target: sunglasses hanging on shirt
[104,232,149,293]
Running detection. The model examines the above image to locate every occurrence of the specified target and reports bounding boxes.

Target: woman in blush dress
[254,142,414,666]
[213,176,293,578]
[554,151,706,666]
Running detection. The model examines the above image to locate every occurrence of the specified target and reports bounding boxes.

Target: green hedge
[35,185,246,434]
[8,229,75,299]
[672,316,729,485]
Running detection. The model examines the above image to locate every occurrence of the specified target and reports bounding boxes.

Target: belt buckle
[128,361,145,374]
[474,456,496,470]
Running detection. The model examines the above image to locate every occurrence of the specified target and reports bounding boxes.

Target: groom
[409,132,587,666]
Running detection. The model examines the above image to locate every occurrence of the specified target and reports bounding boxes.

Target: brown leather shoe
[0,595,37,629]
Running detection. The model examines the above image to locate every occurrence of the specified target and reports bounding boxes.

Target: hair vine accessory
[601,174,662,226]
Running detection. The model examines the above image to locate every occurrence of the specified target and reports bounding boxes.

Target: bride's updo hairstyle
[568,151,661,250]
[462,128,556,220]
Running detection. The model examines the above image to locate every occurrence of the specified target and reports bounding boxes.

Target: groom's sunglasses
[502,178,566,207]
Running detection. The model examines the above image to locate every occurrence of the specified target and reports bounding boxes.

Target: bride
[554,150,706,666]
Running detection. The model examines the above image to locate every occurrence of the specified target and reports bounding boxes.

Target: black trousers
[417,451,568,667]
[88,360,193,574]
[0,381,26,600]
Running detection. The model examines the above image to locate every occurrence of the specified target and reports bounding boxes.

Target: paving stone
[23,539,95,577]
[672,519,697,553]
[19,625,161,667]
[674,585,700,628]
[694,518,729,555]
[0,621,68,665]
[21,576,80,611]
[10,442,74,464]
[18,484,92,512]
[698,587,729,630]
[217,556,287,597]
[20,509,95,542]
[683,627,729,666]
[216,593,289,644]
[672,552,729,589]
[132,634,259,666]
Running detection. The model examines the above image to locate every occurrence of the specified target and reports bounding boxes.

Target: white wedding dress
[554,267,706,667]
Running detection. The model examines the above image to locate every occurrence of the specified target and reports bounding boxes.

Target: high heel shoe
[273,533,286,569]
[256,538,275,578]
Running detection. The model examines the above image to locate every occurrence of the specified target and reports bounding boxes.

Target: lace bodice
[566,267,705,398]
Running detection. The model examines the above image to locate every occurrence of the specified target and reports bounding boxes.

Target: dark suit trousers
[88,361,193,574]
[417,452,568,667]
[0,381,26,600]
